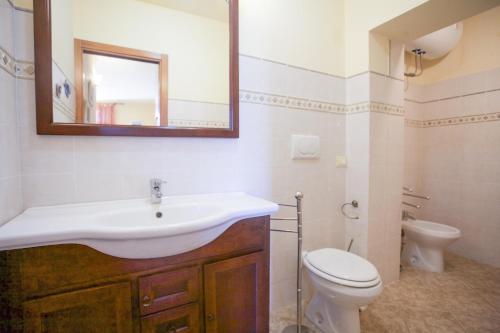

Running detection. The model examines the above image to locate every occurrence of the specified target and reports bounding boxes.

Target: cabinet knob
[207,313,215,321]
[142,295,152,307]
[167,325,177,333]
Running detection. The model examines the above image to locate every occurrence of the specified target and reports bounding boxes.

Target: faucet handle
[151,178,167,190]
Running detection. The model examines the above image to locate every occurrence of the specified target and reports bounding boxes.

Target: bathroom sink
[0,193,278,259]
[96,203,223,228]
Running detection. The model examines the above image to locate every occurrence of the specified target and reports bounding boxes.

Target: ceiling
[139,0,229,22]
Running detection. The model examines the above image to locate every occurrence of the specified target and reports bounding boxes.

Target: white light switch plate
[291,135,320,160]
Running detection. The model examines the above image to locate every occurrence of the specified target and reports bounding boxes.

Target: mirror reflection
[51,0,230,129]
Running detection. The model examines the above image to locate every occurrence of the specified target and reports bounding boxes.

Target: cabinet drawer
[139,266,200,315]
[141,303,200,333]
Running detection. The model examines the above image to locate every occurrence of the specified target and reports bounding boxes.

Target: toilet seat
[304,248,381,288]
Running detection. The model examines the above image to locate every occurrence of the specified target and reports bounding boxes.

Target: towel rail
[403,201,421,209]
[403,193,430,200]
[271,192,312,333]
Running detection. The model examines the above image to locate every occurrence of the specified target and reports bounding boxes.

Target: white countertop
[0,192,278,258]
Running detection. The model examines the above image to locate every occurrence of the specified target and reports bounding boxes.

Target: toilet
[303,248,383,333]
[402,219,461,272]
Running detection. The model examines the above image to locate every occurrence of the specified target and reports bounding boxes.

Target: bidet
[402,219,461,272]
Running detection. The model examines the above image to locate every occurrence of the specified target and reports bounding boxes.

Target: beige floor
[271,253,500,333]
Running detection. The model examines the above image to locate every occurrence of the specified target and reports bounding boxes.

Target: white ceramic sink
[0,193,278,259]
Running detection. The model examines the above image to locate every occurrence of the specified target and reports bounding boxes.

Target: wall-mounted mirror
[34,0,239,137]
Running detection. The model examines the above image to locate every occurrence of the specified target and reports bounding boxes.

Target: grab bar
[403,193,430,200]
[403,186,413,192]
[403,201,421,209]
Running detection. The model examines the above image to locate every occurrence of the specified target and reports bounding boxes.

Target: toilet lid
[305,248,379,283]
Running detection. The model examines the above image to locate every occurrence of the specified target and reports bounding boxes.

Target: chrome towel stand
[271,192,312,333]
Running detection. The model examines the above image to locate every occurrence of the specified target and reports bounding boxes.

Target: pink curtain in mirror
[96,103,116,125]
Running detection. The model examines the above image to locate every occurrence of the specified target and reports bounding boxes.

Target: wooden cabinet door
[203,251,269,333]
[22,282,133,333]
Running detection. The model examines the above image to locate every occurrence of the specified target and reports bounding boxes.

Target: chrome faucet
[151,178,167,204]
[402,210,416,221]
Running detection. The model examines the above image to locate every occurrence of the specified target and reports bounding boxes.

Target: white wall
[344,0,430,76]
[0,0,23,226]
[240,0,345,76]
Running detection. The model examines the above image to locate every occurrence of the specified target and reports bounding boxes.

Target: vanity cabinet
[22,283,134,333]
[204,252,267,333]
[0,217,270,333]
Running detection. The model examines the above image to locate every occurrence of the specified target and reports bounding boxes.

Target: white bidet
[402,219,461,272]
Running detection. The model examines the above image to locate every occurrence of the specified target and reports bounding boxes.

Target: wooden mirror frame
[34,0,239,138]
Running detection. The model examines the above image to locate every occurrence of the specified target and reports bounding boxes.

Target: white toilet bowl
[402,219,461,272]
[303,248,383,333]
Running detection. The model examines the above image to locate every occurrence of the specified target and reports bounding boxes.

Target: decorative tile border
[239,89,346,114]
[0,47,35,80]
[0,47,17,77]
[168,119,230,128]
[346,101,404,116]
[406,112,500,128]
[405,119,424,128]
[369,102,404,116]
[239,90,405,116]
[16,60,35,79]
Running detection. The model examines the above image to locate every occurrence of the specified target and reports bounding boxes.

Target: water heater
[405,22,463,60]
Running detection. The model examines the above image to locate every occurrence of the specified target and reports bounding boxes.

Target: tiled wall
[4,0,410,313]
[345,72,405,284]
[344,42,406,285]
[0,0,24,226]
[8,5,350,311]
[405,68,500,267]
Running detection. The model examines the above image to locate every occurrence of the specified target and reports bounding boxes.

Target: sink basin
[96,203,223,228]
[0,193,278,259]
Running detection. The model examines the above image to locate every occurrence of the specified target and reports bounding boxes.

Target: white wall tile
[0,0,14,55]
[239,55,264,92]
[0,0,23,225]
[0,176,23,225]
[346,72,369,105]
[0,70,16,125]
[22,173,75,207]
[13,8,34,61]
[370,72,404,106]
[0,124,21,178]
[15,78,36,128]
